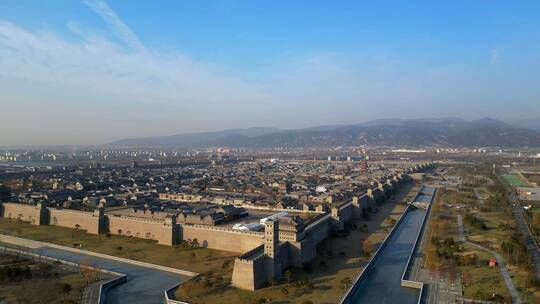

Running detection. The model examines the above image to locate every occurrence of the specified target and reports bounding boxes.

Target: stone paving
[0,235,191,304]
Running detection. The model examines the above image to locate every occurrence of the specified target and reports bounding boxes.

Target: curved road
[0,235,190,304]
[457,215,521,304]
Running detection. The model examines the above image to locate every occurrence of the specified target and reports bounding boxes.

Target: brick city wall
[48,208,103,234]
[1,203,46,225]
[107,215,177,246]
[181,225,264,253]
[231,245,267,290]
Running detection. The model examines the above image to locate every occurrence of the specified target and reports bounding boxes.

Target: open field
[502,173,530,187]
[459,246,511,300]
[175,182,417,304]
[0,218,236,274]
[425,187,514,301]
[425,171,540,303]
[523,173,540,186]
[0,254,92,304]
[466,210,540,303]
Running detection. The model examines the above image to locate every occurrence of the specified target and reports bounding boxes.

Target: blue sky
[1,0,539,145]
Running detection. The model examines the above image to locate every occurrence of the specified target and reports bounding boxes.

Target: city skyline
[2,0,540,145]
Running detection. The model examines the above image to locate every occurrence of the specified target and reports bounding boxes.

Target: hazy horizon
[2,1,540,145]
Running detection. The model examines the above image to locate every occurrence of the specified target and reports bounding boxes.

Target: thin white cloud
[0,20,266,105]
[1,13,529,145]
[83,0,146,54]
[490,48,501,65]
[83,0,175,91]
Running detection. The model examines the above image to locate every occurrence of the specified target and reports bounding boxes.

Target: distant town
[0,146,539,303]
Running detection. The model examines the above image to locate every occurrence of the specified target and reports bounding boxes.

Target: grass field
[0,218,236,274]
[427,176,540,303]
[460,246,511,301]
[466,210,540,303]
[502,173,530,187]
[523,173,540,186]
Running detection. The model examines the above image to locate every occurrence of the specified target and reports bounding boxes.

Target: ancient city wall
[288,215,333,267]
[231,244,267,290]
[338,201,353,223]
[278,242,290,271]
[182,224,264,253]
[231,254,266,290]
[352,194,371,218]
[1,203,46,225]
[48,208,103,234]
[107,215,177,246]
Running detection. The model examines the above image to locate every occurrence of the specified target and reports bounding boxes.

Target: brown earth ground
[425,173,540,303]
[523,173,540,186]
[0,218,236,274]
[0,254,94,304]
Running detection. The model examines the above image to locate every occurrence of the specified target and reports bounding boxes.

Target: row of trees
[180,238,200,248]
[532,212,540,236]
[464,212,488,231]
[501,232,530,268]
[0,264,32,282]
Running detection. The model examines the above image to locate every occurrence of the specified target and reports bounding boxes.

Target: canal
[341,186,435,304]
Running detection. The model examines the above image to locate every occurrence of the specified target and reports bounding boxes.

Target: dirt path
[457,214,522,304]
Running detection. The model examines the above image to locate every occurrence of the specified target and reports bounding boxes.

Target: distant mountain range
[109,118,540,148]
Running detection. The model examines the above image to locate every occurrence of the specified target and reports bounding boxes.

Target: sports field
[502,173,529,187]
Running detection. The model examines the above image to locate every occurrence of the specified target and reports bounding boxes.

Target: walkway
[497,173,540,279]
[456,215,522,304]
[473,188,484,205]
[0,235,191,304]
[81,279,110,304]
[411,189,461,304]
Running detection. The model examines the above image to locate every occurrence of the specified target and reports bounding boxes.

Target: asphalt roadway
[496,172,540,280]
[0,241,188,304]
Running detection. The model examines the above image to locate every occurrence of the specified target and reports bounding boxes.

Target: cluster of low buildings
[0,158,434,290]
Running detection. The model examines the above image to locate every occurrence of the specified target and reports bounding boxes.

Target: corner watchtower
[264,219,279,259]
[264,219,281,281]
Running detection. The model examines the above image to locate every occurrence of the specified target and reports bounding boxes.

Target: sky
[1,0,540,146]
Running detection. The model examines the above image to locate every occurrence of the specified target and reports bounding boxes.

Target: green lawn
[502,173,529,187]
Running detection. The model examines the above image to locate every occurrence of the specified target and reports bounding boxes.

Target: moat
[341,186,435,304]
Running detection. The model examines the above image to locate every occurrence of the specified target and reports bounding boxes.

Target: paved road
[457,215,522,304]
[457,214,465,242]
[413,192,461,304]
[473,188,484,205]
[510,205,540,279]
[81,279,110,304]
[496,173,540,279]
[0,238,188,304]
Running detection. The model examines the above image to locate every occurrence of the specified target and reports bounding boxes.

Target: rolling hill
[109,118,540,148]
